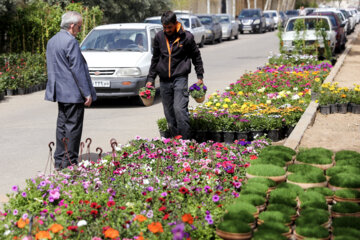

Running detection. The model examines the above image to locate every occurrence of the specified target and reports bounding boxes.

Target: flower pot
[6,89,14,96]
[18,88,25,95]
[330,103,338,114]
[0,92,4,101]
[196,130,207,143]
[267,129,281,142]
[140,96,154,106]
[223,131,235,143]
[194,96,205,103]
[293,230,330,240]
[236,131,249,141]
[216,229,252,240]
[286,180,327,189]
[319,105,331,115]
[190,130,197,140]
[284,126,295,137]
[208,131,223,142]
[337,103,348,114]
[250,130,264,140]
[351,103,360,114]
[331,211,360,218]
[246,172,286,183]
[333,195,360,203]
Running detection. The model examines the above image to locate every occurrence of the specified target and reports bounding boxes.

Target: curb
[284,29,360,150]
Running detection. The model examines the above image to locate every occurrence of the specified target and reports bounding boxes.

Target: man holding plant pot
[146,11,204,139]
[45,11,97,170]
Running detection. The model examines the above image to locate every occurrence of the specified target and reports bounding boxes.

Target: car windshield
[239,10,260,18]
[180,18,190,28]
[144,19,161,24]
[340,10,350,18]
[198,16,212,25]
[286,10,299,15]
[286,18,330,31]
[219,16,230,23]
[271,12,277,17]
[81,29,148,52]
[264,13,271,18]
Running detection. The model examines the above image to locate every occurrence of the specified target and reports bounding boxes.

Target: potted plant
[246,164,286,183]
[287,172,327,189]
[335,150,360,161]
[259,149,293,165]
[257,211,291,226]
[334,189,360,203]
[249,116,266,140]
[326,166,360,181]
[234,118,250,141]
[331,202,360,217]
[246,177,277,189]
[237,194,267,211]
[261,145,296,157]
[295,147,333,170]
[298,191,328,210]
[349,86,360,114]
[223,210,256,229]
[336,90,350,114]
[306,187,334,203]
[138,85,156,106]
[294,225,330,240]
[332,227,360,240]
[268,188,298,208]
[226,202,259,218]
[332,216,360,230]
[328,173,360,191]
[276,182,304,196]
[265,116,284,142]
[318,88,334,114]
[222,115,236,143]
[189,83,207,103]
[252,230,287,240]
[156,118,170,138]
[296,208,330,227]
[266,204,297,221]
[287,163,324,176]
[216,220,252,240]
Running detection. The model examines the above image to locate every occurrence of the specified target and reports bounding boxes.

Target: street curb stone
[284,29,360,150]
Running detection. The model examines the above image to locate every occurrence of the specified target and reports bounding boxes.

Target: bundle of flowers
[138,86,156,99]
[189,83,207,103]
[0,137,269,239]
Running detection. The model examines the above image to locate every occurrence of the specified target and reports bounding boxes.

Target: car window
[150,29,156,48]
[144,19,161,24]
[180,18,190,28]
[286,10,299,15]
[286,18,330,31]
[219,16,230,23]
[239,10,260,18]
[195,18,202,27]
[271,12,277,17]
[81,29,148,52]
[198,16,212,25]
[191,18,196,28]
[264,13,271,18]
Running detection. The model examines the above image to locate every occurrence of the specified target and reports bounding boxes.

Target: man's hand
[146,82,153,87]
[197,79,203,85]
[84,96,92,107]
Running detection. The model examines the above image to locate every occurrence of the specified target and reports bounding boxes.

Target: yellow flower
[315,78,320,82]
[223,104,228,109]
[238,91,244,96]
[298,92,304,96]
[205,101,212,107]
[224,98,231,103]
[216,103,221,107]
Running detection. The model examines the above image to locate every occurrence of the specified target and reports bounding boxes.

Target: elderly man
[45,11,96,170]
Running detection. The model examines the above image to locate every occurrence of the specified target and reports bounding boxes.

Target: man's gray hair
[60,11,82,29]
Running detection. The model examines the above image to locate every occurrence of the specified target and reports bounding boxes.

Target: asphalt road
[0,30,279,204]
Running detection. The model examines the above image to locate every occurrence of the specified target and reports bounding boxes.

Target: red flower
[174,135,182,139]
[90,210,98,216]
[96,204,102,209]
[163,214,169,220]
[158,206,166,212]
[66,210,73,216]
[179,187,189,194]
[146,198,152,202]
[67,225,78,232]
[119,206,126,210]
[107,201,115,207]
[250,155,258,160]
[90,202,97,208]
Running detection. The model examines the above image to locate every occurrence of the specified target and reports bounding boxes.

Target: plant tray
[246,173,287,183]
[328,183,360,191]
[333,195,360,203]
[287,180,327,189]
[216,229,252,240]
[294,160,334,170]
[325,196,333,204]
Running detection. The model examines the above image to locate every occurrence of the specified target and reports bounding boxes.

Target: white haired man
[45,11,96,170]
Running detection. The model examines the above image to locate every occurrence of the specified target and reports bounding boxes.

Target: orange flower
[148,222,163,234]
[35,231,52,240]
[17,218,29,229]
[182,213,194,224]
[49,223,63,233]
[134,214,147,222]
[104,227,119,239]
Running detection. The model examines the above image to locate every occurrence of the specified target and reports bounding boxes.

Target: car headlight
[116,68,141,77]
[253,19,260,24]
[206,29,212,34]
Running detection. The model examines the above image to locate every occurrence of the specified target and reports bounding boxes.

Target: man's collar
[61,29,75,38]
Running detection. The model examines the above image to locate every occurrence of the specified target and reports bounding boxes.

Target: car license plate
[243,26,252,30]
[92,80,110,88]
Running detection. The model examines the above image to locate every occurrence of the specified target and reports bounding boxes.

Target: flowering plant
[189,83,207,99]
[139,86,156,99]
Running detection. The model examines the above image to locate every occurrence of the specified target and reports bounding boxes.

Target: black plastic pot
[351,103,360,114]
[330,104,338,114]
[236,131,249,141]
[267,129,281,142]
[319,105,331,115]
[337,103,348,114]
[223,131,235,143]
[250,130,264,140]
[18,88,25,95]
[6,89,14,96]
[196,131,207,143]
[285,126,295,137]
[208,131,223,143]
[0,92,4,101]
[159,130,171,138]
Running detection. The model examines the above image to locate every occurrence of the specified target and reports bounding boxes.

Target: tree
[0,0,17,52]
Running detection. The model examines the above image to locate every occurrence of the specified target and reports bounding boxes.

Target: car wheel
[199,36,205,48]
[228,31,232,41]
[218,33,222,43]
[234,31,239,39]
[210,36,215,45]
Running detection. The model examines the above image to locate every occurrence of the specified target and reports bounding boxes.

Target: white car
[216,14,239,40]
[264,10,280,28]
[177,14,206,47]
[282,16,336,56]
[80,23,162,99]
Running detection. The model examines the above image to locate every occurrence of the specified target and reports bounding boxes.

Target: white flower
[292,95,300,100]
[77,220,87,227]
[293,87,298,91]
[4,230,11,236]
[143,179,150,185]
[266,100,272,104]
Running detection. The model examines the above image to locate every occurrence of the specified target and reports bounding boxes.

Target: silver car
[216,14,239,40]
[177,14,206,47]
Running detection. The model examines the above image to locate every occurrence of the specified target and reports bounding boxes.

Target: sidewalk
[299,34,360,152]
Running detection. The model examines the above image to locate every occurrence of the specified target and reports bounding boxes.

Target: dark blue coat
[45,29,96,103]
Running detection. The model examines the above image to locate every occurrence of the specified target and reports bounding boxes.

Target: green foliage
[268,188,297,207]
[295,225,329,238]
[332,216,360,229]
[335,150,360,162]
[276,182,304,196]
[252,230,287,240]
[241,182,269,196]
[266,204,297,216]
[246,177,276,187]
[226,202,257,215]
[261,145,296,156]
[296,147,333,164]
[329,173,360,188]
[306,187,333,197]
[217,220,251,233]
[257,222,289,234]
[259,150,293,162]
[156,118,168,131]
[236,194,266,206]
[296,208,329,226]
[326,166,360,178]
[335,189,360,199]
[332,202,360,214]
[287,164,323,175]
[258,211,291,224]
[246,164,286,177]
[333,227,360,239]
[287,172,326,183]
[223,210,254,223]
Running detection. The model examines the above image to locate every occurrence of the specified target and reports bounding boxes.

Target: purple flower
[146,210,154,218]
[21,192,27,197]
[234,182,242,188]
[161,192,168,197]
[204,185,211,192]
[22,213,28,220]
[12,185,18,192]
[206,210,210,215]
[13,209,18,215]
[207,219,214,224]
[203,85,207,91]
[146,186,154,192]
[40,181,46,187]
[205,214,212,221]
[212,195,220,202]
[171,223,185,240]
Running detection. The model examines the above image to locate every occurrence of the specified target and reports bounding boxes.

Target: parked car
[216,13,239,40]
[345,9,356,32]
[144,16,186,29]
[282,16,336,56]
[196,14,222,44]
[285,10,299,18]
[238,8,266,34]
[80,23,162,100]
[263,12,275,31]
[279,11,289,27]
[264,10,280,28]
[177,14,206,47]
[339,9,353,34]
[304,8,316,15]
[309,11,346,52]
[315,8,351,35]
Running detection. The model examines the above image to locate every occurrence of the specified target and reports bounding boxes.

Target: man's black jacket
[147,22,204,83]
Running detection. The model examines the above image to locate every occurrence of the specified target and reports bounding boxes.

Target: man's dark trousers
[160,76,190,139]
[54,102,84,169]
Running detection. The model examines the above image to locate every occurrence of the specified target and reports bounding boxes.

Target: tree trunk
[254,0,257,8]
[247,0,251,8]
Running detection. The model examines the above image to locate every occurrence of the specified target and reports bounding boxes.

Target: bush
[287,172,326,183]
[306,187,334,197]
[329,173,360,188]
[156,118,168,131]
[335,150,360,162]
[335,189,360,199]
[261,145,296,156]
[247,164,286,177]
[297,147,333,164]
[217,220,251,233]
[266,204,297,216]
[236,194,266,206]
[332,216,360,229]
[223,210,255,223]
[295,225,329,238]
[246,177,276,187]
[258,211,291,224]
[296,208,329,226]
[276,182,304,196]
[287,164,324,175]
[226,202,258,215]
[332,202,360,214]
[326,166,360,178]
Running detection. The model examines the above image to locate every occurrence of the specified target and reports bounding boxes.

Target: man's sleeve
[147,34,160,84]
[188,33,204,80]
[67,39,91,98]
